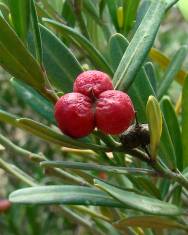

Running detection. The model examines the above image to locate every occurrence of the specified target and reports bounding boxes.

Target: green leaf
[178,0,188,21]
[157,46,188,100]
[11,78,55,124]
[158,116,177,169]
[161,97,183,171]
[113,0,178,91]
[40,25,83,92]
[134,0,150,31]
[144,62,157,93]
[123,0,140,33]
[129,68,155,122]
[82,0,100,24]
[42,18,113,76]
[40,160,156,176]
[0,109,103,151]
[146,96,163,159]
[134,177,161,199]
[9,185,124,208]
[0,14,55,101]
[182,76,188,168]
[16,118,108,151]
[0,108,18,127]
[30,0,43,64]
[8,0,30,43]
[61,0,75,27]
[109,33,129,71]
[94,179,183,216]
[106,0,119,31]
[114,216,187,230]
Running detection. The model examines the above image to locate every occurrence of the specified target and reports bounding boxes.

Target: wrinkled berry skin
[73,70,113,98]
[96,90,135,135]
[54,93,94,138]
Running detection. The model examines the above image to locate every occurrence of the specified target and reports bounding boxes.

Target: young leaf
[113,216,187,230]
[94,179,183,216]
[42,18,113,76]
[161,97,183,171]
[9,185,124,208]
[182,76,188,168]
[157,45,188,100]
[113,0,178,91]
[8,0,30,43]
[146,96,162,159]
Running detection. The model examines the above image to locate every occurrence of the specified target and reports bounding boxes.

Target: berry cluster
[54,70,135,138]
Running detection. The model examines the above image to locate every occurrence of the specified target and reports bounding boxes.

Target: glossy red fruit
[96,90,135,135]
[0,199,11,213]
[73,70,113,99]
[54,93,95,138]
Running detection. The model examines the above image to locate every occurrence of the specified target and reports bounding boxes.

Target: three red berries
[54,70,135,138]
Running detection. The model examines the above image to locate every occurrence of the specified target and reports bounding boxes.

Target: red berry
[0,199,11,213]
[96,90,135,135]
[54,93,95,138]
[73,70,113,99]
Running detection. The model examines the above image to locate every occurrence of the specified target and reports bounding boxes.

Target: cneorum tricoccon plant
[1,0,188,235]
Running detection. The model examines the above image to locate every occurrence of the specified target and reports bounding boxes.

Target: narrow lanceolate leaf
[149,48,187,86]
[161,97,183,171]
[146,96,162,159]
[106,0,119,31]
[40,25,83,92]
[0,109,102,151]
[30,0,43,64]
[9,186,123,208]
[157,46,188,99]
[182,76,188,168]
[159,118,177,169]
[11,78,55,124]
[113,0,178,91]
[8,0,30,43]
[94,179,183,216]
[144,62,157,92]
[123,0,140,33]
[0,14,48,97]
[113,216,187,230]
[109,33,129,71]
[42,18,113,76]
[40,161,156,176]
[16,118,108,151]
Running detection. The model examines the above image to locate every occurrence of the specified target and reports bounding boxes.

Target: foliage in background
[0,0,188,235]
